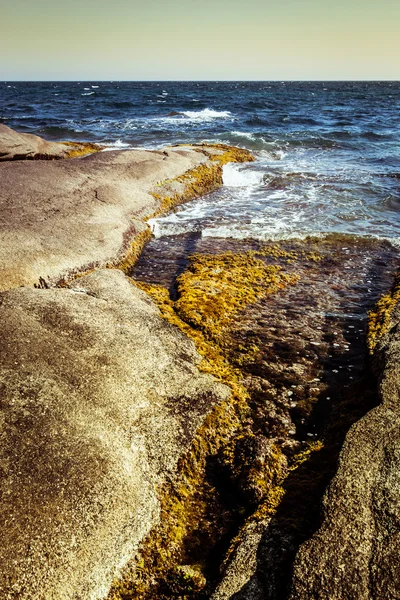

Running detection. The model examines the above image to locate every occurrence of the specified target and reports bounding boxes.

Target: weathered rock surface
[0,145,209,291]
[0,268,230,600]
[211,519,267,600]
[0,123,99,161]
[289,301,400,600]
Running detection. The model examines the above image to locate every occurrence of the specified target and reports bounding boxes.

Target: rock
[167,111,183,117]
[0,123,100,161]
[211,520,268,600]
[289,300,400,600]
[0,145,211,291]
[216,433,287,506]
[0,269,230,600]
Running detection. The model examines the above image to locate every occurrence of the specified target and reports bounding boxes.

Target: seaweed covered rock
[216,433,287,506]
[0,123,100,161]
[289,292,400,600]
[131,236,400,600]
[0,269,230,600]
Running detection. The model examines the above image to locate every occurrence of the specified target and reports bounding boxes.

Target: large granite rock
[0,269,230,600]
[289,302,400,600]
[0,123,99,161]
[0,146,208,291]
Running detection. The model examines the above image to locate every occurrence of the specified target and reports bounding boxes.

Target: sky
[1,0,399,80]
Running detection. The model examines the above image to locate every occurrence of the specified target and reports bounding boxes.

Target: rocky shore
[1,125,400,600]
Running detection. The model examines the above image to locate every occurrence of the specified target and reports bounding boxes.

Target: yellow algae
[368,272,400,353]
[64,141,103,159]
[287,440,324,473]
[222,440,324,567]
[192,142,255,166]
[135,280,248,400]
[174,251,299,345]
[107,250,301,599]
[112,228,153,275]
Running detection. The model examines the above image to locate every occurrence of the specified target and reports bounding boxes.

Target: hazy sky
[1,0,399,80]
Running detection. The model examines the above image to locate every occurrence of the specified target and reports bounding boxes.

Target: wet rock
[289,299,400,600]
[0,269,230,600]
[216,433,287,506]
[161,564,207,597]
[0,123,100,161]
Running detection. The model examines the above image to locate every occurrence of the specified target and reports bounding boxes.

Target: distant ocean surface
[1,81,400,242]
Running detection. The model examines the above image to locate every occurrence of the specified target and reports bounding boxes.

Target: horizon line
[2,79,400,83]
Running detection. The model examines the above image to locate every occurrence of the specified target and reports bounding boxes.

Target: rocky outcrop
[0,123,100,161]
[0,137,255,599]
[0,140,252,291]
[289,297,400,600]
[0,269,230,600]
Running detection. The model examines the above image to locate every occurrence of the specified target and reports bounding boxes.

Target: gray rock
[211,520,266,600]
[0,269,230,600]
[0,146,208,291]
[0,123,99,161]
[290,302,400,600]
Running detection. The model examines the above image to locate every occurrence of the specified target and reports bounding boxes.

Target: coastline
[1,124,400,600]
[0,126,254,599]
[0,126,253,291]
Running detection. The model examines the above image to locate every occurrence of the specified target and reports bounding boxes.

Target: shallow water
[131,234,399,597]
[133,236,398,443]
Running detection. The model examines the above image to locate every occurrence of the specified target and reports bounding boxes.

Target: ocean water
[1,81,400,242]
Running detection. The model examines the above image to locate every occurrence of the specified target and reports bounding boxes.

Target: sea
[1,81,400,243]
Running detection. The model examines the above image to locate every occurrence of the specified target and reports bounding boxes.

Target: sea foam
[180,108,232,121]
[223,163,263,187]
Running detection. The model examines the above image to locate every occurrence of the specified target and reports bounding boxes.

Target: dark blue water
[2,81,400,242]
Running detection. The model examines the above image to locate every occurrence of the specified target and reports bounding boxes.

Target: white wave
[223,163,263,187]
[84,87,90,90]
[201,225,320,241]
[102,139,132,151]
[148,200,209,238]
[231,131,256,141]
[273,150,287,160]
[91,85,99,88]
[183,108,232,119]
[121,119,138,130]
[148,219,200,238]
[82,92,94,96]
[160,108,233,122]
